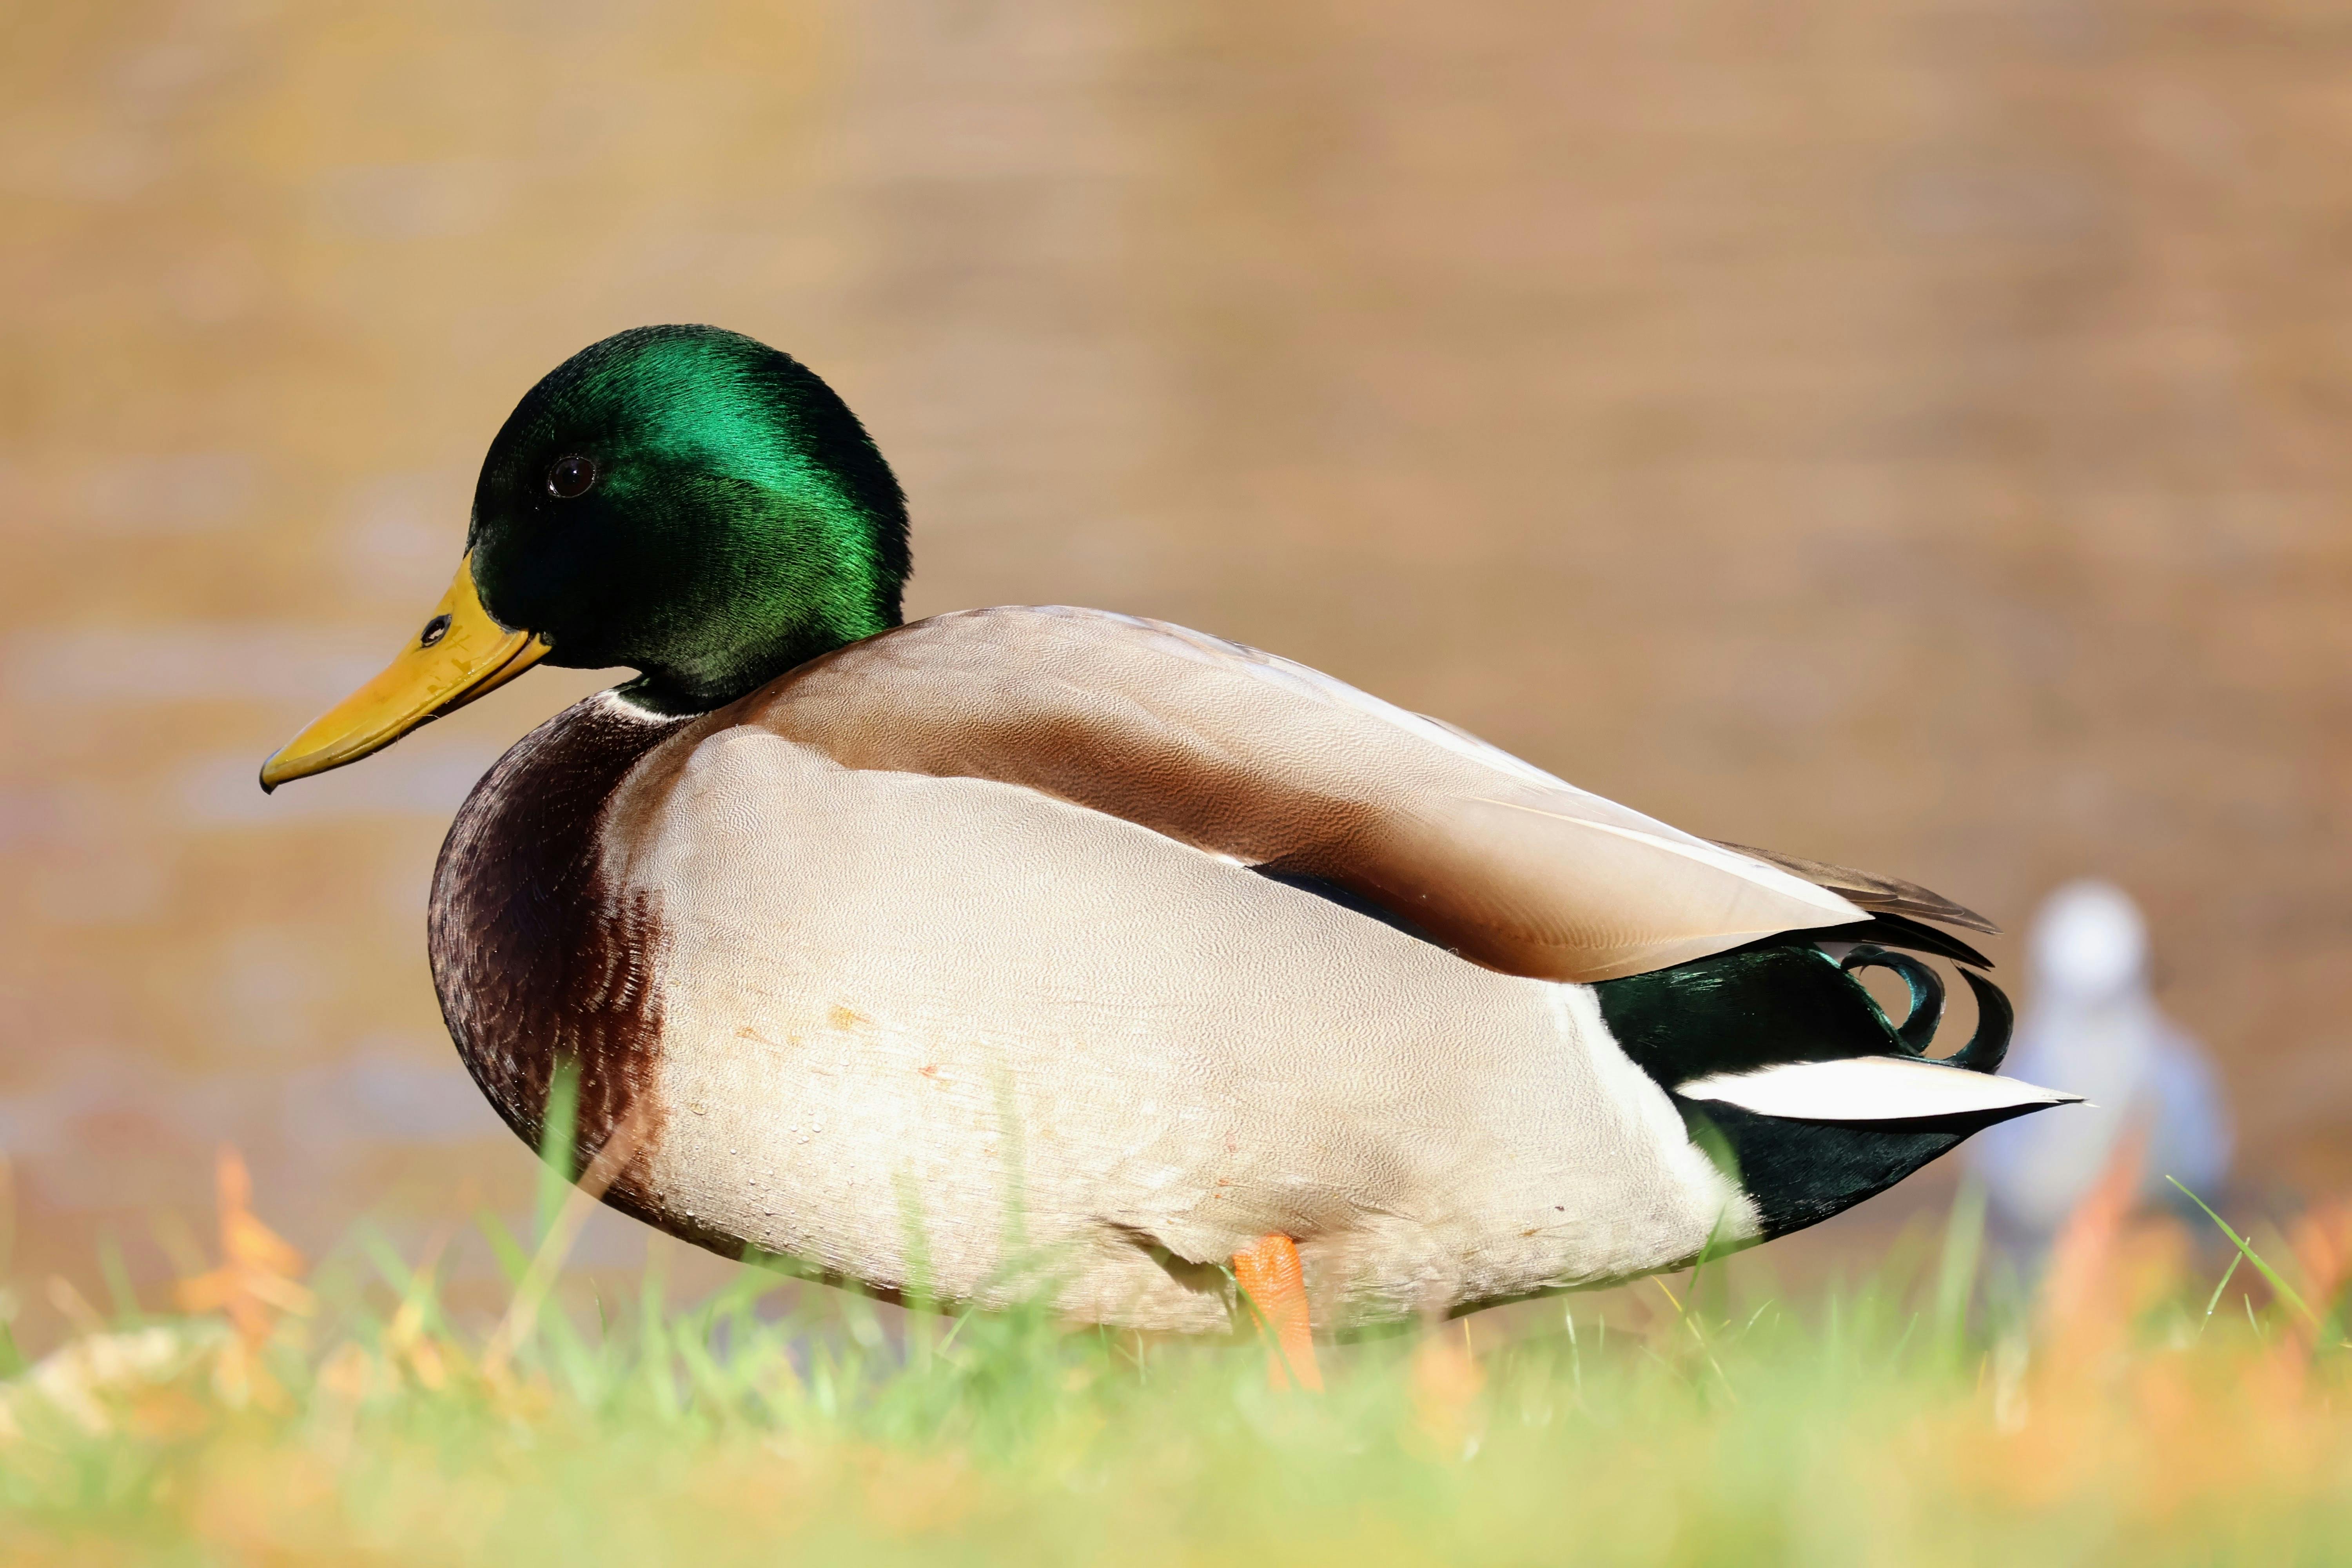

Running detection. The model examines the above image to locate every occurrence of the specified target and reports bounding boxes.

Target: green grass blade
[95,1233,143,1327]
[474,1209,532,1287]
[2198,1252,2243,1340]
[535,1060,582,1243]
[1932,1176,1987,1359]
[2166,1176,2316,1327]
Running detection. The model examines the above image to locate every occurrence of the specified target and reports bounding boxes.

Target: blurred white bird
[1972,880,2232,1250]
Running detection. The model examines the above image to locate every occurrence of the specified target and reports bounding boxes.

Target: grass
[4,1150,2352,1567]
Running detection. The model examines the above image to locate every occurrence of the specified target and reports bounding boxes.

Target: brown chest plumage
[428,697,683,1209]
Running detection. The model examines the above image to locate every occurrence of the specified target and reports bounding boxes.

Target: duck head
[261,325,907,788]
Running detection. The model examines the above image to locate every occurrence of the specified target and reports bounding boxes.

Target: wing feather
[1706,841,1999,935]
[725,607,1891,982]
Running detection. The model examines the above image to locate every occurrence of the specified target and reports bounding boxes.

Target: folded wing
[730,606,1909,982]
[1706,841,1998,935]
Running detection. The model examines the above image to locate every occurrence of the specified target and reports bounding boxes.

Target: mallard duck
[262,325,2076,1383]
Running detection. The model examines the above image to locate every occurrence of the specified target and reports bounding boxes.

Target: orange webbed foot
[1233,1233,1323,1392]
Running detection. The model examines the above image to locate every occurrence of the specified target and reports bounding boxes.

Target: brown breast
[428,693,685,1209]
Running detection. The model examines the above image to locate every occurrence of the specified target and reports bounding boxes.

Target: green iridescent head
[258,326,909,789]
[470,324,909,714]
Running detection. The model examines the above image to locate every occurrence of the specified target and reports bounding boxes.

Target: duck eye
[419,613,452,648]
[546,454,597,499]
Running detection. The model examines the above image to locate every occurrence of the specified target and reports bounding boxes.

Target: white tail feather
[1678,1055,2083,1123]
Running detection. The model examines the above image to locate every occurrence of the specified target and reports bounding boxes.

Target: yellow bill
[260,553,550,792]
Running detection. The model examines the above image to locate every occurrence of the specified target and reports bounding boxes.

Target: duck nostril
[419,613,453,648]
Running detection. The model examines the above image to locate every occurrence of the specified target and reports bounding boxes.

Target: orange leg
[1233,1233,1324,1392]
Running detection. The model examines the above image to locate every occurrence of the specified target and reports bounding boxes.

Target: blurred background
[3,0,2346,1338]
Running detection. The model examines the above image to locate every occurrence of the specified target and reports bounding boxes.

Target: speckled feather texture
[713,607,1864,982]
[435,607,1897,1332]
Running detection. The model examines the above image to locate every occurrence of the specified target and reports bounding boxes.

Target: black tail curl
[1837,944,2013,1075]
[1595,925,2016,1090]
[1594,920,2029,1242]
